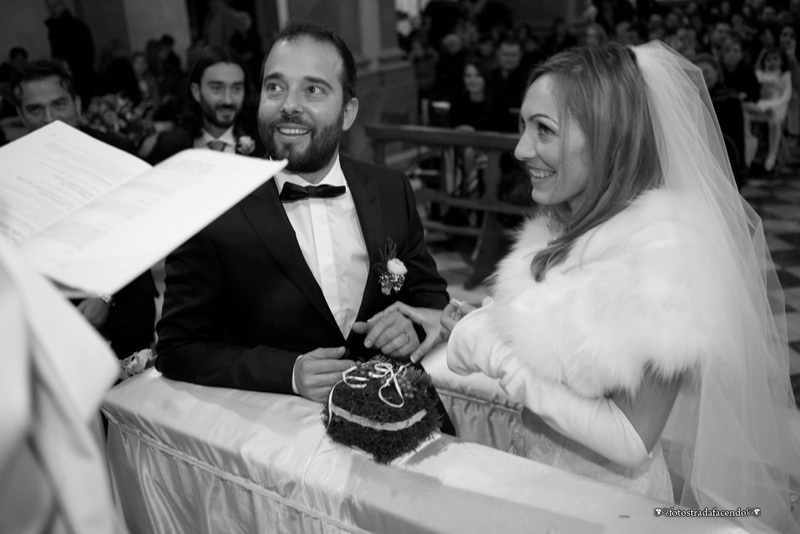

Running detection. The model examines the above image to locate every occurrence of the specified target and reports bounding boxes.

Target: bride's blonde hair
[527,44,663,281]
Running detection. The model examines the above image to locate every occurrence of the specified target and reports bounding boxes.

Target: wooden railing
[365,124,532,282]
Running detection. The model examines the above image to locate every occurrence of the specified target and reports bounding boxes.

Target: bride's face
[515,75,590,210]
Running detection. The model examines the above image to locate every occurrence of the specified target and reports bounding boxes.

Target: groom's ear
[342,97,359,132]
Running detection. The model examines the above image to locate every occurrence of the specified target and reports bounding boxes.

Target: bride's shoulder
[490,217,550,300]
[592,189,701,248]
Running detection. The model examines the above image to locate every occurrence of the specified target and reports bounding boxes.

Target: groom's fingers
[409,332,443,363]
[362,311,419,353]
[305,346,348,360]
[383,328,420,358]
[364,302,417,325]
[295,347,354,403]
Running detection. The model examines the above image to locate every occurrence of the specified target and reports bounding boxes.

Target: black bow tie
[279,182,346,203]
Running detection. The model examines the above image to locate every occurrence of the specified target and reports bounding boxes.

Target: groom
[156,22,453,432]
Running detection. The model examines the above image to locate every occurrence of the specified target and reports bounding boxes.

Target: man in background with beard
[147,45,264,164]
[156,22,454,433]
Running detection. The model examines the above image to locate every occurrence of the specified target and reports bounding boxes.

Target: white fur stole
[477,190,727,399]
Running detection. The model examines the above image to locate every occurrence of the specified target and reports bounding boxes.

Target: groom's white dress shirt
[274,155,370,338]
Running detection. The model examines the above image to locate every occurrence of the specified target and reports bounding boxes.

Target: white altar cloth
[103,367,745,534]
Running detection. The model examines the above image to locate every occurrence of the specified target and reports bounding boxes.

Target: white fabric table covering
[103,367,744,534]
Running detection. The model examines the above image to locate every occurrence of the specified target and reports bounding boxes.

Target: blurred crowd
[0,0,266,159]
[2,0,798,184]
[401,0,800,184]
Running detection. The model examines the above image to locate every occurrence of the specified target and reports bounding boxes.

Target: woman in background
[448,59,493,130]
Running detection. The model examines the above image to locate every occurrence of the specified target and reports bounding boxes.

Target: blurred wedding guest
[664,9,682,36]
[44,0,95,103]
[753,23,779,63]
[146,45,264,164]
[0,238,124,534]
[516,24,545,73]
[521,34,545,72]
[780,23,800,147]
[694,53,747,184]
[730,12,747,41]
[446,60,495,216]
[160,34,183,75]
[645,14,666,42]
[132,51,161,113]
[543,17,578,58]
[11,61,157,359]
[675,26,700,59]
[449,60,494,130]
[0,46,28,84]
[583,22,608,47]
[721,36,760,102]
[431,33,467,105]
[423,0,466,49]
[145,38,183,122]
[707,20,732,61]
[614,20,639,46]
[475,33,497,66]
[491,37,527,132]
[581,0,599,25]
[746,46,792,172]
[98,40,140,104]
[761,5,778,26]
[155,22,455,435]
[203,0,251,50]
[0,47,27,119]
[414,42,798,533]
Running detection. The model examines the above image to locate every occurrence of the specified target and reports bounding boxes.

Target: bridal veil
[632,42,800,532]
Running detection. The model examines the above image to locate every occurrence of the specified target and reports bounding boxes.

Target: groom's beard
[260,109,344,174]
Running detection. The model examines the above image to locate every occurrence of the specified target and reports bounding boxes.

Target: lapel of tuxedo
[239,179,340,333]
[342,157,384,321]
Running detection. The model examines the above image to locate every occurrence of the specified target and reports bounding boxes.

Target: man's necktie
[207,140,227,151]
[279,182,346,202]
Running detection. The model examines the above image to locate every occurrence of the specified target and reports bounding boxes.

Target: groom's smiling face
[258,36,358,180]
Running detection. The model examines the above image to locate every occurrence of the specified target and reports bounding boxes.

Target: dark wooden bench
[364,124,532,282]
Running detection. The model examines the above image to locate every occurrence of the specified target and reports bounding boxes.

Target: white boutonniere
[237,135,256,155]
[375,239,406,295]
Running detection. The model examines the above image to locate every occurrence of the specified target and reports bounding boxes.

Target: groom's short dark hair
[269,21,357,104]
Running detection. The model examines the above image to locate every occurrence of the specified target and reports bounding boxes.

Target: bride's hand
[441,297,491,339]
[366,302,447,362]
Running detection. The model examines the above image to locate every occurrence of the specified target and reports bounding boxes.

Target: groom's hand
[370,302,447,363]
[294,347,354,403]
[352,311,419,359]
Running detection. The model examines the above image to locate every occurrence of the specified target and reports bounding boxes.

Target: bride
[392,42,800,532]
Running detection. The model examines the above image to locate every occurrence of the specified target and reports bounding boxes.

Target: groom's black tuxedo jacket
[156,155,449,393]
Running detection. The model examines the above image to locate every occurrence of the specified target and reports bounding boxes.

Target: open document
[0,121,286,295]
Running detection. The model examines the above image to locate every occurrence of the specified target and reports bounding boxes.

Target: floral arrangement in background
[83,93,154,146]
